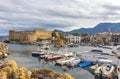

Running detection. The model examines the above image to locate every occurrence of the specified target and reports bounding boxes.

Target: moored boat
[67,59,81,67]
[56,57,75,66]
[32,51,45,57]
[117,66,120,79]
[101,64,115,76]
[45,55,61,61]
[77,62,92,67]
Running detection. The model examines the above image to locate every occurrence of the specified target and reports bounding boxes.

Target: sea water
[5,43,112,79]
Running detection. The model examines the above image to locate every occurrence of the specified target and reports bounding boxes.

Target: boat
[94,64,115,76]
[90,64,99,70]
[77,62,92,67]
[94,66,101,74]
[117,66,120,79]
[32,51,45,57]
[67,59,81,67]
[55,57,75,66]
[32,45,50,57]
[101,64,114,76]
[39,55,49,59]
[45,55,61,61]
[112,46,120,58]
[57,49,73,57]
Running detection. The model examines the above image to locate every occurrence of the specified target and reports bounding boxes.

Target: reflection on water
[6,43,111,79]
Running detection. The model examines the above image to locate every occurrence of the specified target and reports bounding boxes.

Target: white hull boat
[117,66,120,79]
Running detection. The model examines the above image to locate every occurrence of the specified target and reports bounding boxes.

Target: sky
[0,0,120,35]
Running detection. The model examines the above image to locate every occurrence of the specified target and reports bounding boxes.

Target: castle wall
[34,30,52,40]
[9,30,52,43]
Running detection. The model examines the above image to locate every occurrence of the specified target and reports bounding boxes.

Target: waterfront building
[9,30,52,43]
[111,32,120,45]
[91,28,112,46]
[65,35,81,44]
[81,35,91,45]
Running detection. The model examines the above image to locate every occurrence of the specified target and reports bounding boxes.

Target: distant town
[0,28,119,47]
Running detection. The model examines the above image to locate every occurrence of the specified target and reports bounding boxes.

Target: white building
[66,35,81,44]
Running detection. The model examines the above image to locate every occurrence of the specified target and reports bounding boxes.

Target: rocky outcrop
[0,60,74,79]
[0,42,9,59]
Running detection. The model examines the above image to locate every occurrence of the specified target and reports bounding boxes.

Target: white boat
[94,66,101,74]
[94,64,114,77]
[32,45,50,57]
[67,59,81,67]
[117,66,120,79]
[112,46,120,58]
[57,50,73,57]
[56,57,75,66]
[101,64,114,76]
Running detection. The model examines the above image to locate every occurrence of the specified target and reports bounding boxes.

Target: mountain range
[1,22,120,38]
[55,22,120,34]
[0,36,8,39]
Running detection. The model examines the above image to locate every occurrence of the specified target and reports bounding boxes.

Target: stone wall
[9,30,52,43]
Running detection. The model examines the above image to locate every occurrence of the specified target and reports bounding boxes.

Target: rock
[12,67,31,79]
[0,60,74,79]
[31,68,74,79]
[2,60,18,71]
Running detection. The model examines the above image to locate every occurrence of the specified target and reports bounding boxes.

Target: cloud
[0,0,120,35]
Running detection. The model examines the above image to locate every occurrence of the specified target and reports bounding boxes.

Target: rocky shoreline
[0,60,74,79]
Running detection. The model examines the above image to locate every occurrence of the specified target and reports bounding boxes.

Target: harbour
[6,43,95,79]
[5,43,119,79]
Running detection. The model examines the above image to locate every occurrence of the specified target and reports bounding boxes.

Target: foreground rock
[31,68,74,79]
[0,42,9,59]
[0,60,74,79]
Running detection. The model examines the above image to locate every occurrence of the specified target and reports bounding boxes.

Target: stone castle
[9,30,52,43]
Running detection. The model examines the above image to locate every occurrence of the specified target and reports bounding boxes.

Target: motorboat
[32,51,45,57]
[77,62,92,67]
[117,66,120,79]
[55,57,75,66]
[67,59,81,67]
[94,64,115,77]
[32,45,50,57]
[112,45,120,58]
[101,64,114,76]
[45,55,61,61]
[57,50,73,57]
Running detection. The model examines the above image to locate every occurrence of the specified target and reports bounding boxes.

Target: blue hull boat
[77,62,92,67]
[32,52,45,57]
[32,52,40,57]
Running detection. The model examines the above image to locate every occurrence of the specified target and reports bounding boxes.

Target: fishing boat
[77,62,92,67]
[32,45,50,57]
[45,55,61,61]
[57,50,73,57]
[101,64,115,76]
[117,66,120,79]
[94,66,101,74]
[67,59,81,67]
[32,51,45,57]
[55,57,75,66]
[94,64,115,77]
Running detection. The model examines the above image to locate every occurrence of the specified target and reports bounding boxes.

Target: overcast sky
[0,0,120,35]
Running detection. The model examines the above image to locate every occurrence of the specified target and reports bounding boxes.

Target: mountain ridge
[55,22,120,34]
